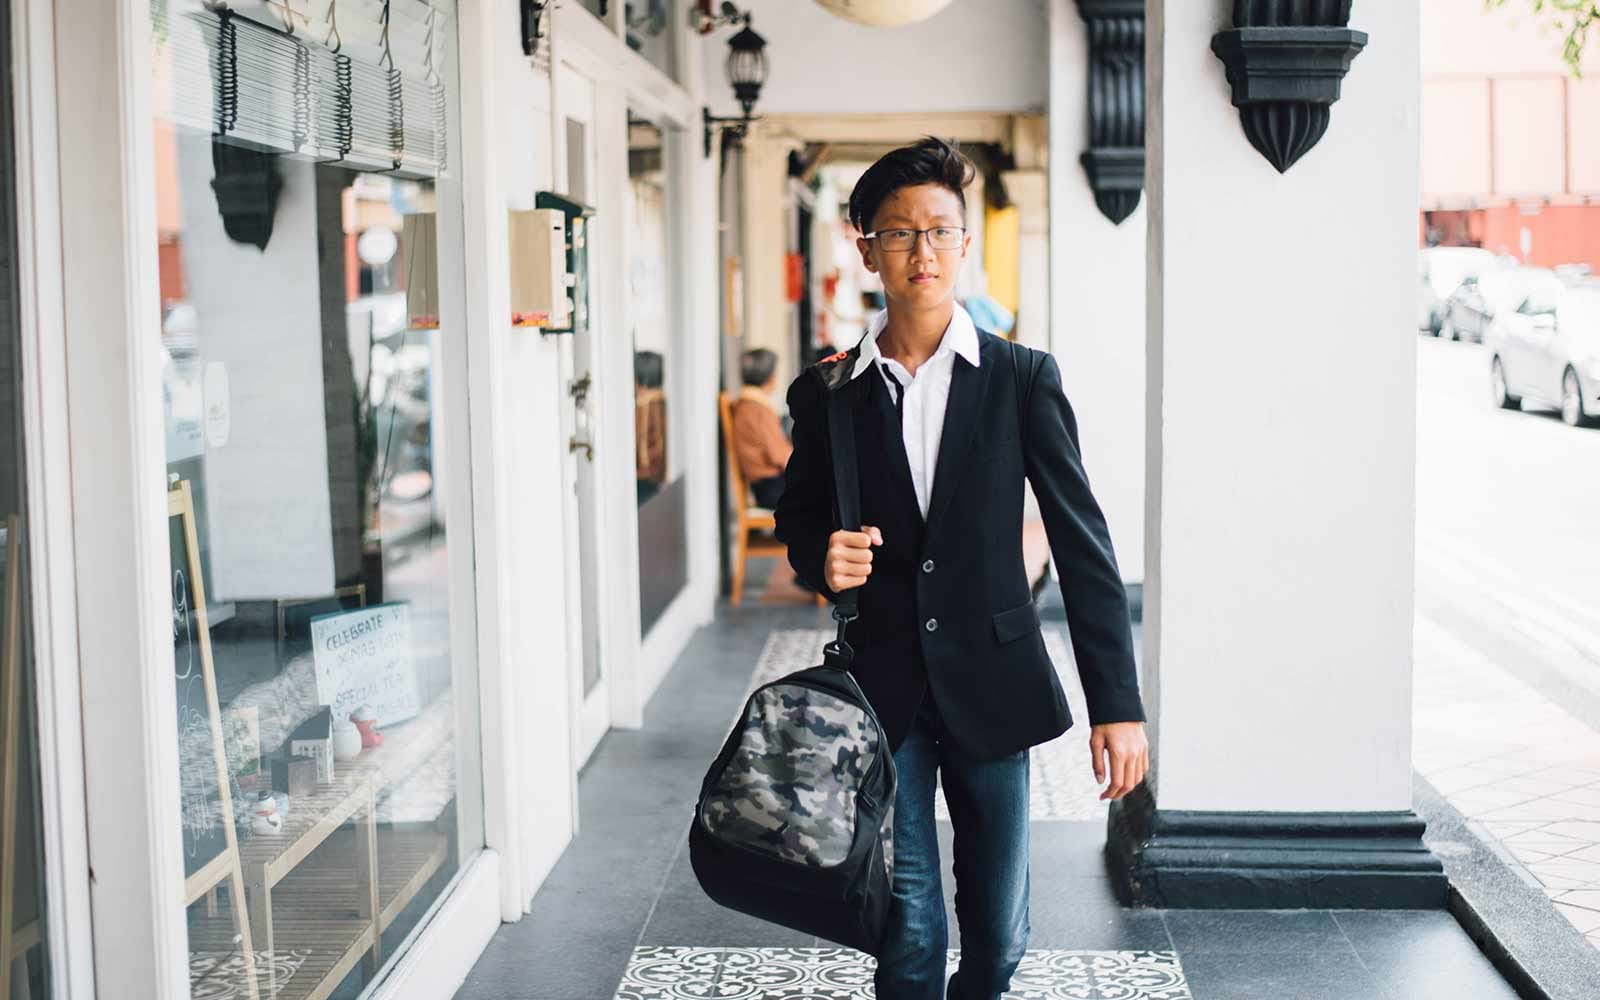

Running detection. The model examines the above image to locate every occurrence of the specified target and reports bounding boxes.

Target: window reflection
[154,3,472,993]
[625,0,675,79]
[628,113,687,634]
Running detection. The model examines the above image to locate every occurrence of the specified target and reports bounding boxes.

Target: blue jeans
[874,695,1030,1000]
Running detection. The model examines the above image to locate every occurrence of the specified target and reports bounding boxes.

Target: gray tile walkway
[1416,529,1600,950]
[455,601,1520,1000]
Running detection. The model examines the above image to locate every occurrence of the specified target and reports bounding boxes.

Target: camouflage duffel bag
[688,614,897,956]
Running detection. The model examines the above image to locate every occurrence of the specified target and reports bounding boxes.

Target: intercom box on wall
[509,207,569,329]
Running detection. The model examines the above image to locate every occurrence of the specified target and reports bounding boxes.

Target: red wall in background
[1422,204,1600,274]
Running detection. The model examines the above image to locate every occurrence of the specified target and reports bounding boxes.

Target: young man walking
[774,137,1149,1000]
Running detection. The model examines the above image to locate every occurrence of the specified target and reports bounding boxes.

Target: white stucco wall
[1421,0,1600,204]
[469,0,578,908]
[1046,0,1145,588]
[1145,0,1419,812]
[1422,0,1596,76]
[704,0,1048,116]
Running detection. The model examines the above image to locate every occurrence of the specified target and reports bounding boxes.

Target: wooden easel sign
[170,481,259,1000]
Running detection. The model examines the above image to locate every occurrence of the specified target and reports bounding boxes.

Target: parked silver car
[1419,246,1498,335]
[1488,281,1600,427]
[1441,266,1561,344]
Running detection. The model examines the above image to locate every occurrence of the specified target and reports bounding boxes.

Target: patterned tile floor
[454,602,1520,1000]
[614,946,1190,1000]
[1415,530,1600,950]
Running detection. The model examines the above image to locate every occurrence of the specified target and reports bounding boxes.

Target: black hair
[634,350,664,388]
[847,136,976,234]
[740,348,778,387]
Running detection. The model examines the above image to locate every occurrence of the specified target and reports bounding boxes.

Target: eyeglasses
[862,226,966,252]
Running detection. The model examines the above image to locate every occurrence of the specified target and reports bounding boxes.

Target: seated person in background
[731,348,793,510]
[635,350,666,504]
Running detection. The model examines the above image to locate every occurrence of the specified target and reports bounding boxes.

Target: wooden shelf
[188,692,455,1000]
[239,694,453,890]
[189,828,449,1000]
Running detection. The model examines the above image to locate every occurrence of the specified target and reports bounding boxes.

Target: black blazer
[773,329,1146,761]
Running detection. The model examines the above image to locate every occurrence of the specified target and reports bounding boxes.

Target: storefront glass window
[0,1,52,993]
[153,2,478,995]
[628,113,687,633]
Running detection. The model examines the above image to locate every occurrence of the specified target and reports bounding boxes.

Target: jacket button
[925,618,938,632]
[922,559,935,573]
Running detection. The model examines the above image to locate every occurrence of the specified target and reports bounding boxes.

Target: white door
[558,65,611,767]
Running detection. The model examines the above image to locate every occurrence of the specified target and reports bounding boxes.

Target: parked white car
[1419,246,1500,335]
[1487,281,1600,427]
[1441,266,1563,344]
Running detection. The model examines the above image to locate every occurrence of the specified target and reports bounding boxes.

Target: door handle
[569,373,592,407]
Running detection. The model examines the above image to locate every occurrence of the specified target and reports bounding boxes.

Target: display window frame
[6,0,99,994]
[39,1,504,997]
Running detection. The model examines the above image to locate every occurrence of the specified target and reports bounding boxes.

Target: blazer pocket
[991,600,1041,644]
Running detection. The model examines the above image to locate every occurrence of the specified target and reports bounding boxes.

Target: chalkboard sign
[172,496,229,879]
[169,482,259,988]
[167,485,246,891]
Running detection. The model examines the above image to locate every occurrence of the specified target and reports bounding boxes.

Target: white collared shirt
[849,302,981,519]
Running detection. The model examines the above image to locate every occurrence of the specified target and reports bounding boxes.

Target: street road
[1415,335,1600,729]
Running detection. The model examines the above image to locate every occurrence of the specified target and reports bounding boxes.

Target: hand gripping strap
[824,380,862,658]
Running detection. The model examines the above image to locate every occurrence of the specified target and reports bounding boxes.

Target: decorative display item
[332,719,364,761]
[351,704,384,749]
[222,705,262,783]
[270,753,318,799]
[249,790,282,836]
[1210,0,1367,173]
[288,706,335,783]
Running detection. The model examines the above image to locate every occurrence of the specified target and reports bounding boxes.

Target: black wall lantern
[702,6,768,157]
[521,0,550,59]
[1076,0,1145,225]
[1211,0,1367,173]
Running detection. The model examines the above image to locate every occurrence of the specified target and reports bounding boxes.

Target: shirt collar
[850,301,981,381]
[737,385,772,405]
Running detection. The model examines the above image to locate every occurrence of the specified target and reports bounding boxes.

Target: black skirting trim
[1105,782,1447,909]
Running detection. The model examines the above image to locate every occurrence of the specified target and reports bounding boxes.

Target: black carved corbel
[1211,0,1367,173]
[1076,0,1144,225]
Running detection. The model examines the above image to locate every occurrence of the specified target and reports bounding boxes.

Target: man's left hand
[1089,722,1149,801]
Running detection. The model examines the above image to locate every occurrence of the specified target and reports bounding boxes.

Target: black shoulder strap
[1009,339,1038,440]
[825,382,861,611]
[824,379,861,658]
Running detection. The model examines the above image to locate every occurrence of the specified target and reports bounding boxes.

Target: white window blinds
[159,0,452,178]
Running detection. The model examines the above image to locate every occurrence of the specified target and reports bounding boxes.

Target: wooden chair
[718,393,827,607]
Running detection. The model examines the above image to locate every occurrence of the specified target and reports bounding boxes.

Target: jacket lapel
[923,346,989,535]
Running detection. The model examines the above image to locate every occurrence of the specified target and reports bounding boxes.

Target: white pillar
[1004,168,1051,354]
[1047,0,1145,589]
[1112,0,1439,908]
[740,131,797,392]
